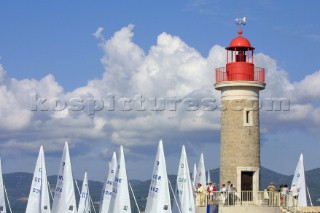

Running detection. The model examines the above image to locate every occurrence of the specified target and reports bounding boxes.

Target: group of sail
[20,140,202,213]
[0,140,311,212]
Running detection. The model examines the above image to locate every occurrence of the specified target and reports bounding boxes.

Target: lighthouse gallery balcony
[215,66,265,83]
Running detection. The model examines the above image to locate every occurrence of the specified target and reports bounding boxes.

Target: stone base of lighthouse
[215,81,265,192]
[220,99,260,192]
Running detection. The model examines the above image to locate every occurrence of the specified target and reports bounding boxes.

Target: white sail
[99,152,117,213]
[52,142,77,213]
[172,145,195,213]
[145,140,172,213]
[291,153,307,206]
[78,171,91,213]
[195,153,206,188]
[108,146,131,213]
[0,158,6,213]
[207,170,211,184]
[26,146,51,213]
[191,164,197,190]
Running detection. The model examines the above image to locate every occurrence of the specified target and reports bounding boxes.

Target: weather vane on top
[235,17,246,26]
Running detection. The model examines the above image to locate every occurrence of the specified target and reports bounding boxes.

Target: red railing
[215,67,265,83]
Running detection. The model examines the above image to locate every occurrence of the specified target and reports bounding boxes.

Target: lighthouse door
[241,171,253,201]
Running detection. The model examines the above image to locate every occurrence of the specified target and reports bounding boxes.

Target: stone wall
[219,99,260,187]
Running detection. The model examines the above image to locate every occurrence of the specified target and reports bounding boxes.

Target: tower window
[236,50,246,62]
[244,109,253,126]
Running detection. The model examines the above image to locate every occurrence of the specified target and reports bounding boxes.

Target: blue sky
[1,0,319,90]
[0,0,319,182]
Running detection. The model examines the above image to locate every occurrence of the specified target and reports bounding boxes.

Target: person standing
[226,181,236,205]
[267,182,277,206]
[207,182,216,203]
[281,184,289,205]
[196,183,206,206]
[220,184,227,205]
[290,183,300,207]
[267,182,276,192]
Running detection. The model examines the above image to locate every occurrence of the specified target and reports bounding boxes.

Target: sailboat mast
[168,179,182,213]
[129,182,141,213]
[48,181,54,201]
[4,186,12,213]
[90,196,96,213]
[75,179,81,195]
[307,187,313,206]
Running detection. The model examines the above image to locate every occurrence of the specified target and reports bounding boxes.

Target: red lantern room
[216,29,265,83]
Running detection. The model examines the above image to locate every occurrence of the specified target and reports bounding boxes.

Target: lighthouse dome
[227,29,254,50]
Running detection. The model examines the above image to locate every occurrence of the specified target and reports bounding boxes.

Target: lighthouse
[215,29,265,193]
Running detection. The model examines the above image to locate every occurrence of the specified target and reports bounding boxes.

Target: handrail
[215,67,265,83]
[281,193,318,213]
[196,191,280,207]
[195,190,317,212]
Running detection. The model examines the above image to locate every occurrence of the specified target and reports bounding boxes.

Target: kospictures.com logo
[30,93,290,115]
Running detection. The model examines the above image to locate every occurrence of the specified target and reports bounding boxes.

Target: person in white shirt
[281,184,289,205]
[220,184,227,205]
[290,183,300,206]
[226,181,236,205]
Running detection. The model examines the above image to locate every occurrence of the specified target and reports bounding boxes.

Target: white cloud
[131,32,211,97]
[93,27,104,40]
[0,65,6,83]
[0,85,32,130]
[0,25,319,179]
[91,24,145,97]
[255,53,294,99]
[293,71,320,102]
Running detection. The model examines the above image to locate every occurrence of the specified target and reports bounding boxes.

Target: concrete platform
[219,206,281,213]
[196,206,207,213]
[196,205,282,213]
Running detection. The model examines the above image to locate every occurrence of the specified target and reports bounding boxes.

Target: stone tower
[214,29,266,192]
